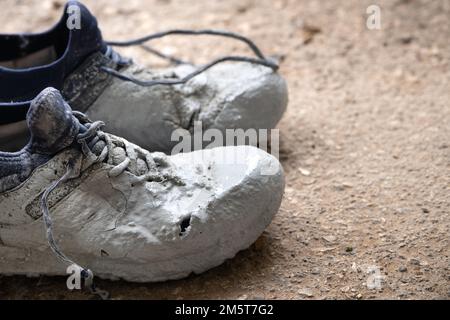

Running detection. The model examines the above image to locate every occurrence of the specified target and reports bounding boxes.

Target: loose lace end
[103,29,279,87]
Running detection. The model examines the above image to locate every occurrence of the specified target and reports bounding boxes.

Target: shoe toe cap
[172,146,285,255]
[200,63,288,131]
[85,146,284,281]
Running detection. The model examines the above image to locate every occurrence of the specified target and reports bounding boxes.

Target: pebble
[340,286,350,293]
[311,267,321,275]
[399,266,408,272]
[298,288,314,298]
[298,167,311,176]
[323,235,337,243]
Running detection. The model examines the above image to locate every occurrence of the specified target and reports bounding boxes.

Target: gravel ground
[0,0,449,300]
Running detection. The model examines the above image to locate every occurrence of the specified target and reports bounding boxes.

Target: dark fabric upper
[0,87,83,193]
[0,1,106,125]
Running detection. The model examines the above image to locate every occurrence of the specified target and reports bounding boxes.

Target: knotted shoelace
[40,111,181,299]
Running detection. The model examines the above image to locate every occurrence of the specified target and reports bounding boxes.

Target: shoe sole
[0,196,278,282]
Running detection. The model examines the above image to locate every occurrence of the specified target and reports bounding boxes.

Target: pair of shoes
[0,1,287,288]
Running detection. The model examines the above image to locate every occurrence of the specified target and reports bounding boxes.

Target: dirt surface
[0,0,449,300]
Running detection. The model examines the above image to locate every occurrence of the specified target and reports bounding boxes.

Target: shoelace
[101,29,280,87]
[40,111,180,299]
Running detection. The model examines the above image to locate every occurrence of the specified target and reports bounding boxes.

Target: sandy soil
[0,0,449,300]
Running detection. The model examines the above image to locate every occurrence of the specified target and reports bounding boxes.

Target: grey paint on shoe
[1,56,288,153]
[87,62,288,152]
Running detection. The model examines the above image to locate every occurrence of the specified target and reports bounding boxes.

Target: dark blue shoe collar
[0,1,106,124]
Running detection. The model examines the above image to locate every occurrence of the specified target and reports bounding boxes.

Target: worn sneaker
[0,87,284,284]
[0,1,288,153]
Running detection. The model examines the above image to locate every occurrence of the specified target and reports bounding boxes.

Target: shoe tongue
[27,88,80,155]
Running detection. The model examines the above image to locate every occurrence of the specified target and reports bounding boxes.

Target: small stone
[399,266,408,272]
[323,235,337,243]
[298,167,311,176]
[298,288,314,298]
[409,258,421,266]
[342,182,354,188]
[420,261,429,267]
[334,182,353,191]
[340,286,350,293]
[311,267,321,275]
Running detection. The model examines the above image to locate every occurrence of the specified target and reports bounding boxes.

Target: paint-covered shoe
[0,87,284,283]
[0,1,288,153]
